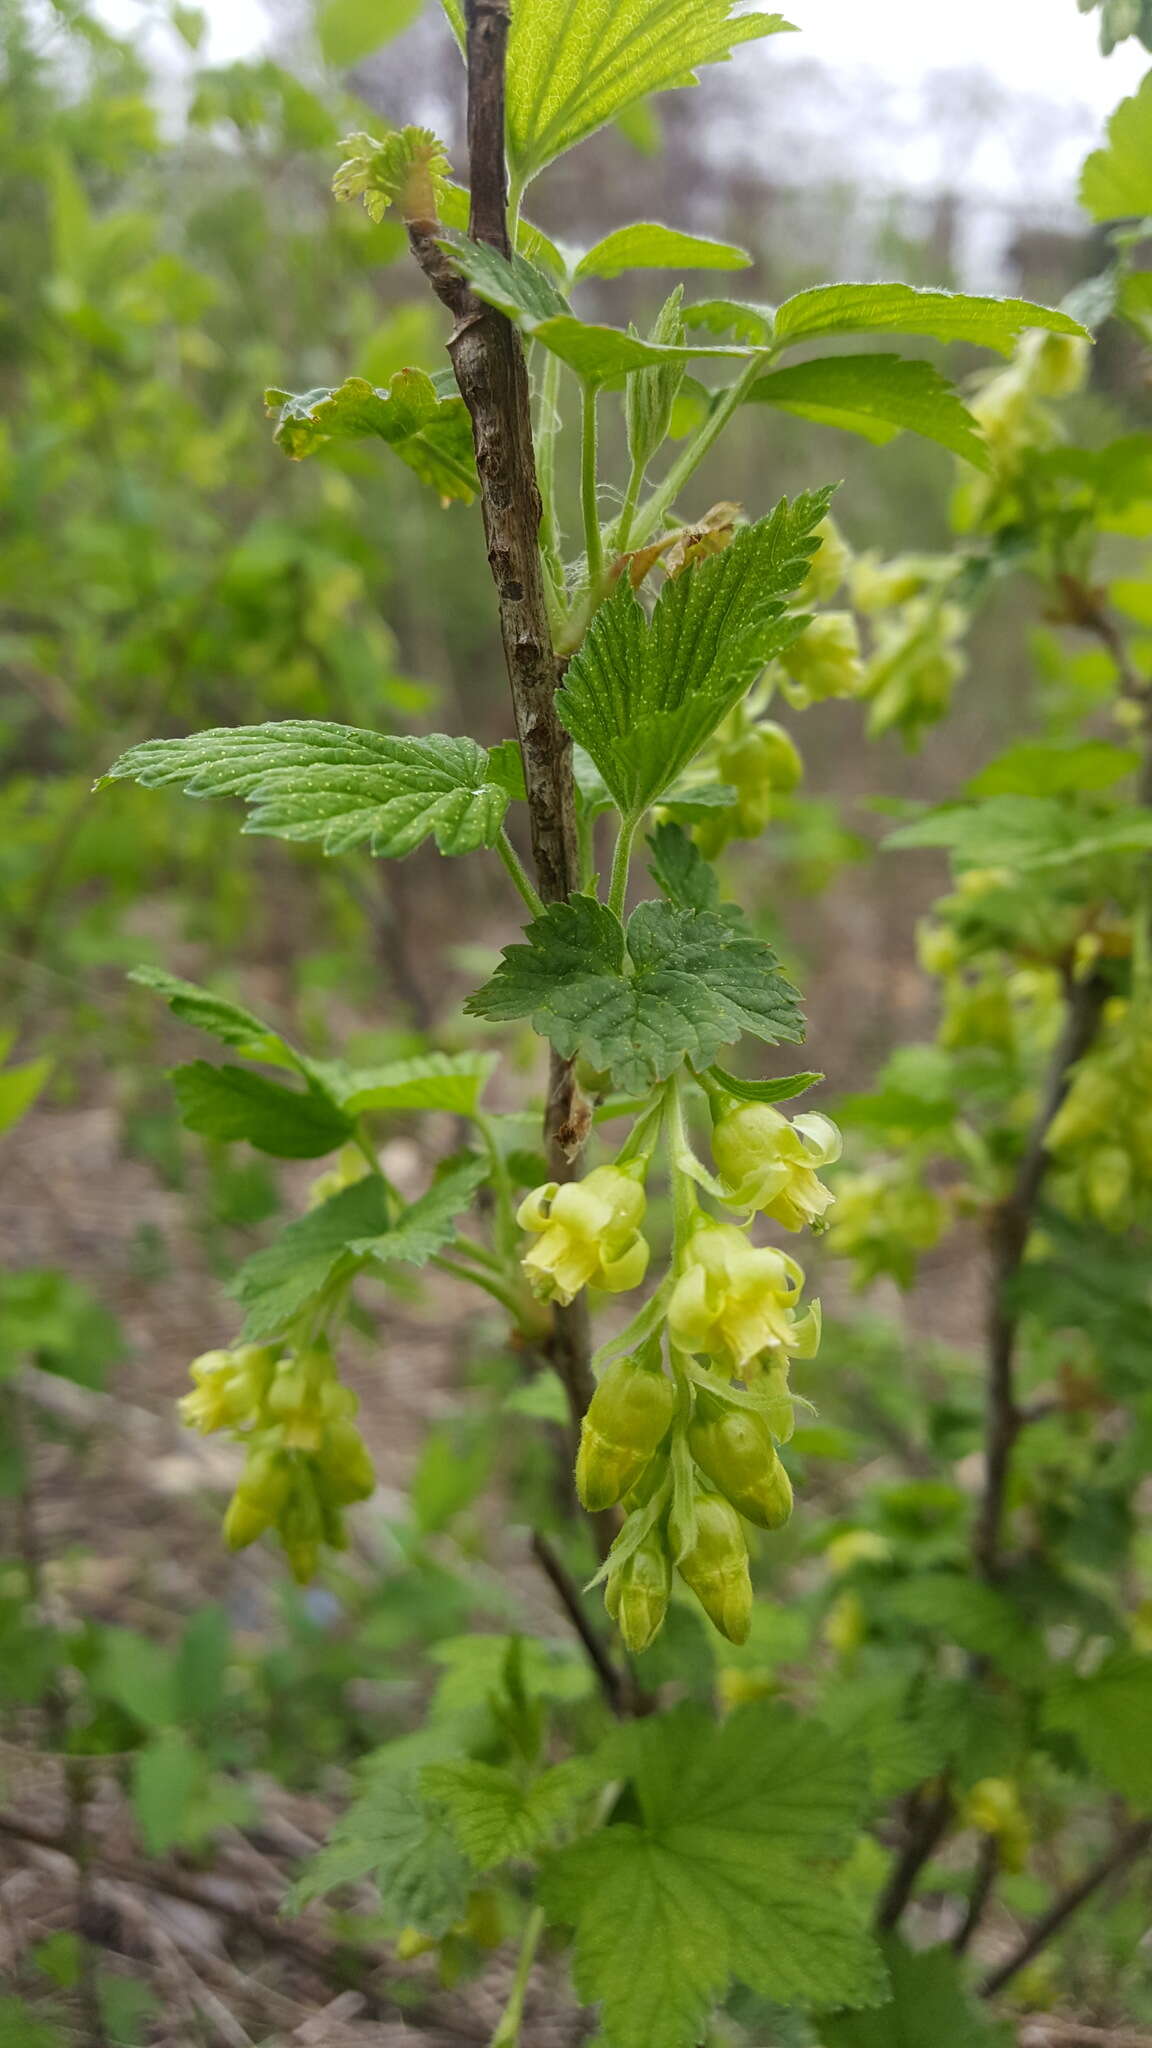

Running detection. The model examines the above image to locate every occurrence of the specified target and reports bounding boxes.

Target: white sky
[180,0,1149,112]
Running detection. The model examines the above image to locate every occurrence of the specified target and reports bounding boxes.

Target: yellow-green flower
[667,1219,821,1372]
[517,1163,649,1306]
[778,611,863,707]
[711,1099,842,1231]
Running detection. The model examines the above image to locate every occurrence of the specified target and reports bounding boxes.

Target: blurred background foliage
[3,0,1152,2041]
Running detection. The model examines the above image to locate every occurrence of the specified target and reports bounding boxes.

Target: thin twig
[980,1819,1152,1998]
[875,1780,954,1932]
[530,1531,631,1718]
[952,1833,1000,1954]
[975,963,1108,1584]
[1019,2020,1152,2047]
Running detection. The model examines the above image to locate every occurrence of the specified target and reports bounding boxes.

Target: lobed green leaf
[557,493,833,815]
[574,222,751,281]
[1080,71,1152,221]
[467,894,804,1094]
[170,1062,353,1159]
[105,722,519,859]
[266,369,478,500]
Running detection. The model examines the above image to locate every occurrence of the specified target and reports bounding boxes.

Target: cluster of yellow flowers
[182,1336,375,1582]
[516,1085,841,1651]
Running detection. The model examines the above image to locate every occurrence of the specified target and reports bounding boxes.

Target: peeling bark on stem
[406,3,599,1473]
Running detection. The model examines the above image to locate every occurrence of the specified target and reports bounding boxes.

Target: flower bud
[670,1490,751,1645]
[517,1163,650,1305]
[688,1393,793,1531]
[605,1528,672,1653]
[318,1418,377,1504]
[576,1351,676,1512]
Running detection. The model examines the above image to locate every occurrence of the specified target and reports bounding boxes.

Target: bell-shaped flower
[516,1163,649,1306]
[711,1099,841,1231]
[668,1218,821,1372]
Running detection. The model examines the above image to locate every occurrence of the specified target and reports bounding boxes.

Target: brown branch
[875,1779,954,1931]
[974,966,1108,1582]
[406,2,600,1478]
[530,1531,634,1718]
[951,1833,1000,1955]
[980,1818,1152,1999]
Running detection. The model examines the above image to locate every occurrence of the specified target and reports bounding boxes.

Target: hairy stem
[496,827,546,916]
[607,812,638,921]
[490,1904,545,2048]
[580,379,604,588]
[629,350,774,548]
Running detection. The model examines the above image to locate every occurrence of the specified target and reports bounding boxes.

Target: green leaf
[886,795,1152,874]
[1081,71,1152,220]
[105,723,516,859]
[308,1050,498,1117]
[707,1064,823,1105]
[126,968,291,1064]
[289,1767,472,1928]
[133,1729,206,1855]
[422,1758,592,1869]
[772,282,1090,356]
[0,1997,67,2048]
[821,1938,1009,2047]
[965,739,1139,798]
[685,296,773,344]
[97,1629,178,1730]
[170,1062,353,1159]
[1044,1651,1152,1802]
[232,1156,486,1340]
[748,355,989,467]
[887,1575,1045,1686]
[574,223,751,281]
[557,493,832,814]
[505,0,794,189]
[442,236,753,380]
[266,370,478,500]
[317,0,423,66]
[646,820,726,915]
[0,1055,51,1137]
[541,1703,883,2048]
[467,895,804,1094]
[349,1152,489,1270]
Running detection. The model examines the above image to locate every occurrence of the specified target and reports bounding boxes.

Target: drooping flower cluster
[517,1083,840,1652]
[1047,1002,1152,1228]
[181,1336,375,1582]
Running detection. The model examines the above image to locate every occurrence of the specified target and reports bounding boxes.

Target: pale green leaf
[266,370,478,501]
[685,296,773,343]
[773,282,1090,356]
[134,1729,206,1856]
[170,1062,354,1159]
[1080,71,1152,221]
[105,722,516,859]
[317,0,423,67]
[574,222,751,281]
[748,354,989,467]
[0,1057,51,1138]
[467,894,804,1093]
[886,795,1152,874]
[965,739,1139,798]
[1044,1651,1152,1802]
[505,0,794,189]
[557,493,832,813]
[126,967,292,1065]
[307,1050,498,1117]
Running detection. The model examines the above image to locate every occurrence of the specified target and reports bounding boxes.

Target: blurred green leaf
[749,354,989,467]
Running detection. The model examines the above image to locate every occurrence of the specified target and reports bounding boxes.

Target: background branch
[980,1819,1152,1999]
